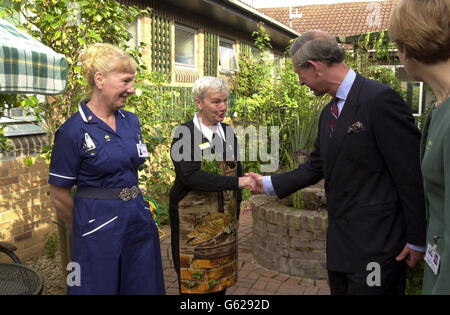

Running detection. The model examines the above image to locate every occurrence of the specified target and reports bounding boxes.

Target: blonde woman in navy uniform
[48,43,165,295]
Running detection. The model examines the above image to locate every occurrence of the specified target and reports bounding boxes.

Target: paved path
[159,208,330,295]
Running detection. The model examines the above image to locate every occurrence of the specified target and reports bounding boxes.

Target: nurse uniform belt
[77,186,140,201]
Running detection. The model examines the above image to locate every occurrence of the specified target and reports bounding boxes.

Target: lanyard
[195,114,225,142]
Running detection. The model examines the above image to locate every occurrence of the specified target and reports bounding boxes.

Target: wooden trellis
[240,42,252,57]
[144,85,237,122]
[204,31,219,77]
[146,86,195,122]
[151,15,172,75]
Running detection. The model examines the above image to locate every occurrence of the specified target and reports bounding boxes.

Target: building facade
[0,0,298,261]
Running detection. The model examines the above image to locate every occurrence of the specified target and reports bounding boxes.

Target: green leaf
[25,97,37,107]
[41,146,53,154]
[25,157,33,166]
[43,14,54,22]
[53,30,61,41]
[50,20,61,29]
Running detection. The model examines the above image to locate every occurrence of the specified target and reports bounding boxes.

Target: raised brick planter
[251,194,328,280]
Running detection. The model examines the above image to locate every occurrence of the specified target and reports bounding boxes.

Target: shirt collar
[336,68,356,102]
[78,100,96,123]
[193,112,225,142]
[78,99,125,124]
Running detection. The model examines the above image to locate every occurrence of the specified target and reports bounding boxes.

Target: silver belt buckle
[118,186,139,201]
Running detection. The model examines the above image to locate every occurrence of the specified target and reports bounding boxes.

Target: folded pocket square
[347,121,366,134]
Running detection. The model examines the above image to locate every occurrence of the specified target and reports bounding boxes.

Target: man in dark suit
[247,30,426,295]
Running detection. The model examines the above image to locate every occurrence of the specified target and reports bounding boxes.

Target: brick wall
[0,156,57,262]
[251,194,328,280]
[0,134,48,160]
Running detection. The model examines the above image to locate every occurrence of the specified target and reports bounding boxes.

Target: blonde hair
[79,43,137,88]
[388,0,450,64]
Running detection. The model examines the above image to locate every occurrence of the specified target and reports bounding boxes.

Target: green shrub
[406,261,424,295]
[44,231,59,259]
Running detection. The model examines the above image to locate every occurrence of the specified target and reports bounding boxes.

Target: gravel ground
[23,251,66,295]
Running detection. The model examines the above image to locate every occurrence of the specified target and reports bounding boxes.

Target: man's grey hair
[290,30,346,68]
[192,76,228,100]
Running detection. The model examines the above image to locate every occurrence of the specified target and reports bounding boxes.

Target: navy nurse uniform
[49,100,165,295]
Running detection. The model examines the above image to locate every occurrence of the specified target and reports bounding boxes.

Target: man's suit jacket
[271,73,427,273]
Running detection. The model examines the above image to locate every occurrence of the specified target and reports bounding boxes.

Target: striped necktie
[329,98,339,137]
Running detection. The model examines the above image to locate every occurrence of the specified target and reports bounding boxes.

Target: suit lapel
[325,73,364,179]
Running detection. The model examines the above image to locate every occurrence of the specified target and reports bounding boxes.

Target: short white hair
[192,76,228,100]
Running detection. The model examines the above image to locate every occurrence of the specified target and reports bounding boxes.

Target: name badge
[83,132,96,155]
[425,243,440,275]
[137,143,149,158]
[199,142,211,150]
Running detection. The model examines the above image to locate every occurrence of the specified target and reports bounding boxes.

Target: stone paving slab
[160,208,330,295]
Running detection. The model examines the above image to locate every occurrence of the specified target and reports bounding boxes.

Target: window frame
[251,46,262,58]
[174,24,197,70]
[274,53,283,70]
[406,81,424,117]
[219,37,239,73]
[125,18,141,49]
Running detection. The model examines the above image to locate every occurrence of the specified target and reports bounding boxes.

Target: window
[125,19,140,48]
[273,53,283,78]
[219,38,238,72]
[395,65,434,118]
[251,46,262,58]
[175,25,196,68]
[406,82,424,116]
[274,54,282,71]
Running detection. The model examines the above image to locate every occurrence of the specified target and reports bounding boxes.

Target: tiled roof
[258,0,398,37]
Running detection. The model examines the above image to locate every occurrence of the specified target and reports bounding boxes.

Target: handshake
[238,172,264,194]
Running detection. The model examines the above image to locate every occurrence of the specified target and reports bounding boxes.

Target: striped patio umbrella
[0,18,67,95]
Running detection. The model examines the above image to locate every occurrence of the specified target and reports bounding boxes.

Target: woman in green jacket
[389,0,450,294]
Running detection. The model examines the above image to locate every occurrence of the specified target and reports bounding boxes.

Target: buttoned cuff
[262,176,275,196]
[407,243,425,252]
